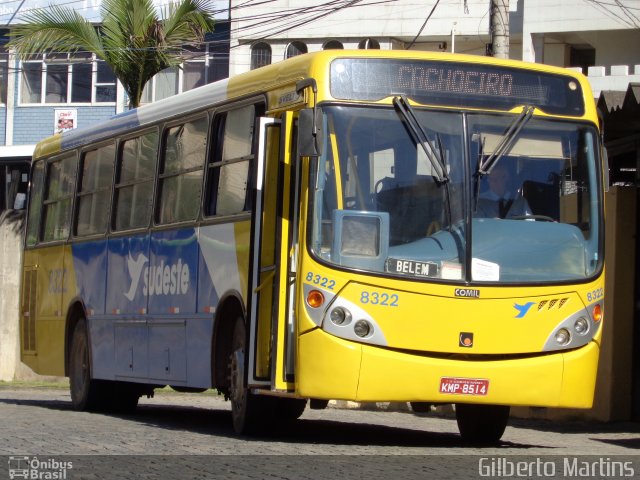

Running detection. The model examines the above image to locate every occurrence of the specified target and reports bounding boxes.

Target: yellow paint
[255,122,282,378]
[33,135,62,160]
[296,323,599,408]
[20,244,72,376]
[297,328,361,400]
[272,111,295,391]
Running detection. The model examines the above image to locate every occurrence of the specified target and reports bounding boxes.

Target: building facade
[0,1,230,212]
[2,1,638,211]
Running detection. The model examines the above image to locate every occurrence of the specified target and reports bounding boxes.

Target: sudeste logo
[124,253,190,301]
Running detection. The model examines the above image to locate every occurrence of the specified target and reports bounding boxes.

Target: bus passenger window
[157,116,207,224]
[205,103,262,216]
[75,143,115,236]
[26,161,44,246]
[113,130,158,231]
[42,153,77,242]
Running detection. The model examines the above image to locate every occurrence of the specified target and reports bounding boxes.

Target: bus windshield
[309,104,602,284]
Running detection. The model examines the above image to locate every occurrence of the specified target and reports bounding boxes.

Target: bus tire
[275,398,307,421]
[455,403,510,444]
[228,316,275,434]
[69,318,102,411]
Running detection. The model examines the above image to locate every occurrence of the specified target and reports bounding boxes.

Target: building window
[569,45,595,75]
[323,40,343,50]
[285,41,307,59]
[95,60,117,102]
[251,42,272,70]
[141,42,229,104]
[142,66,179,103]
[359,38,380,49]
[0,46,7,104]
[19,52,116,105]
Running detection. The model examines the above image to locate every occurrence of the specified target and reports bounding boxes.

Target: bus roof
[33,50,594,160]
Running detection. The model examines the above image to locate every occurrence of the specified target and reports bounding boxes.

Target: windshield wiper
[393,96,452,231]
[478,105,534,175]
[393,96,449,183]
[474,105,534,214]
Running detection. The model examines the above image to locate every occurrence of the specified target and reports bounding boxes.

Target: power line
[406,0,440,50]
[582,0,640,28]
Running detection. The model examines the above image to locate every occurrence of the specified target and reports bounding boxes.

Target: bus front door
[248,112,297,392]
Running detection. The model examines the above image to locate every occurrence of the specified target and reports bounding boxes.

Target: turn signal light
[306,290,325,309]
[592,304,602,322]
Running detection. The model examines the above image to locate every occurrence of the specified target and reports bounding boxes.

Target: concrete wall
[523,0,637,34]
[0,211,56,381]
[0,211,24,380]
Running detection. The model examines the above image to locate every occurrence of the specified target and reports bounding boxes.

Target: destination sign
[387,258,438,277]
[330,58,584,116]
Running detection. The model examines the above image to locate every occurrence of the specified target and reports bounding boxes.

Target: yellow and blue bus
[21,50,605,442]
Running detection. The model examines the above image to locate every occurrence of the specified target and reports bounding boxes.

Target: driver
[475,163,531,219]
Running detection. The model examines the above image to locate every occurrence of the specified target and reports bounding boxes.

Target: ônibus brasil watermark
[479,456,635,478]
[8,457,72,480]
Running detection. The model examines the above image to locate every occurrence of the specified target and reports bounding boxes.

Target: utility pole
[490,0,509,58]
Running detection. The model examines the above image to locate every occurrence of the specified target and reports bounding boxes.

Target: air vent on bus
[538,298,569,311]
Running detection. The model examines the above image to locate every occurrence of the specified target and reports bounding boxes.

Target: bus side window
[113,130,159,231]
[42,153,77,242]
[157,115,208,224]
[26,161,45,246]
[205,103,264,216]
[75,143,115,236]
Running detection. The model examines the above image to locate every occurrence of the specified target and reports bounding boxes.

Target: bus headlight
[543,307,601,352]
[574,317,589,335]
[320,297,387,346]
[330,307,351,325]
[354,319,372,338]
[555,328,571,346]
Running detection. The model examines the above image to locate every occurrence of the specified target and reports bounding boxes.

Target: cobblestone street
[1,385,639,479]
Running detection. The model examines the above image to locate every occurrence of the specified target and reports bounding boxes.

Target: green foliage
[8,0,216,108]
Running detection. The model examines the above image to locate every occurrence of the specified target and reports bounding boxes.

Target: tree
[8,0,216,108]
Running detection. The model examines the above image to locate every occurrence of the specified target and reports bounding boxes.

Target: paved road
[1,386,639,479]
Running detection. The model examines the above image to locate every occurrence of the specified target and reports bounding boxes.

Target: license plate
[439,377,489,396]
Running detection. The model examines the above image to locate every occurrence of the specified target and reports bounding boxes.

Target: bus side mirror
[297,108,324,157]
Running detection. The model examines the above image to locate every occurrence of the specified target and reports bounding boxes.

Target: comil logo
[124,253,191,301]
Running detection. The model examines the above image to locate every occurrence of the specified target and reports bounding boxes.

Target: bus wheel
[455,404,510,444]
[275,398,307,421]
[228,317,274,434]
[69,318,101,411]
